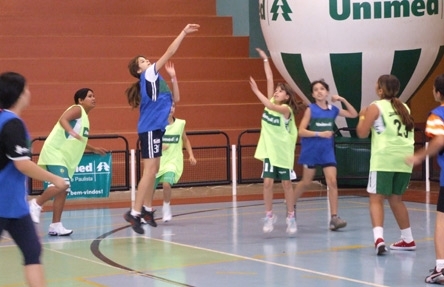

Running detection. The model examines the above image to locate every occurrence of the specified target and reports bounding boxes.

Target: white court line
[144,236,390,287]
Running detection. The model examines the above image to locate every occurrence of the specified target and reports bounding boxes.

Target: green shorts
[262,158,296,181]
[155,172,176,187]
[43,165,71,191]
[367,171,411,196]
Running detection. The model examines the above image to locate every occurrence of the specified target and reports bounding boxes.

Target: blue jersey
[137,63,173,133]
[426,105,444,186]
[298,103,339,166]
[0,110,31,218]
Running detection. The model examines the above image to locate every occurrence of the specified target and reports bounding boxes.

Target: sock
[373,226,384,242]
[436,260,444,271]
[287,211,294,218]
[163,201,170,206]
[266,210,273,218]
[131,209,141,217]
[400,227,414,243]
[143,205,153,212]
[331,214,337,218]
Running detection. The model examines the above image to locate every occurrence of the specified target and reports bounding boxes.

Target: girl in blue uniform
[0,72,68,287]
[294,80,358,231]
[123,24,200,234]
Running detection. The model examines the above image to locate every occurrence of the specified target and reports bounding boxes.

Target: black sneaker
[124,211,144,234]
[141,208,158,227]
[425,267,444,284]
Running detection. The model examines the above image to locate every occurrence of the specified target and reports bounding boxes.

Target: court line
[90,201,388,287]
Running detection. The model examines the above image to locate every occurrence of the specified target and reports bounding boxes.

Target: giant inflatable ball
[259,0,444,130]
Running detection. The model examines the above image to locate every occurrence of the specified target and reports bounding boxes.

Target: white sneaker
[162,202,172,222]
[29,198,42,223]
[286,217,297,234]
[262,214,277,233]
[48,222,73,236]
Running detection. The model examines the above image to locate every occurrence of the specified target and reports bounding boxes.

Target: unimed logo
[330,0,442,20]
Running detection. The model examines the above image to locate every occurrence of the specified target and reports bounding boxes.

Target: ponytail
[391,97,414,132]
[126,82,140,109]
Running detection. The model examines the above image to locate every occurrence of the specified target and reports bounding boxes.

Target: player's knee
[23,242,41,265]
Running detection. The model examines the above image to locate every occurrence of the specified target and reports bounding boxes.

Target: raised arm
[332,95,358,118]
[155,24,200,73]
[256,48,274,99]
[249,76,290,118]
[165,61,180,103]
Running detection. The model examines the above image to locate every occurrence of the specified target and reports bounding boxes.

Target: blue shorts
[139,129,164,159]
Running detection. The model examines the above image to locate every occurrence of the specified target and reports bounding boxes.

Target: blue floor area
[0,196,438,286]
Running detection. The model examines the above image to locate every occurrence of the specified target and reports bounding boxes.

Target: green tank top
[157,118,186,182]
[37,105,89,178]
[254,105,297,169]
[370,100,413,173]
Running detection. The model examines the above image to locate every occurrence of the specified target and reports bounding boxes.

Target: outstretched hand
[183,24,200,35]
[249,76,259,93]
[256,48,268,60]
[165,62,176,78]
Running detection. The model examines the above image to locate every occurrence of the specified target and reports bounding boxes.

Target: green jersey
[370,99,413,173]
[254,105,297,169]
[157,118,186,182]
[38,105,89,178]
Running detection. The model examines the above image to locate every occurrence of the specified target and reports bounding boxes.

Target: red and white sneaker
[389,239,416,251]
[375,238,387,255]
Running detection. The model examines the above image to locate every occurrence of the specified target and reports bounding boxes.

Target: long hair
[0,71,26,109]
[377,74,414,131]
[125,55,144,109]
[276,82,306,115]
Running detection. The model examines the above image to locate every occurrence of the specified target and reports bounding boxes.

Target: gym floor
[0,182,440,287]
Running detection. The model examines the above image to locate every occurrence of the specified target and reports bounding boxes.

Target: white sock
[436,260,444,271]
[131,209,141,217]
[373,226,383,242]
[143,205,153,212]
[400,227,414,243]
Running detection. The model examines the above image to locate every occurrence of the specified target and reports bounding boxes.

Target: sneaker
[141,208,157,227]
[286,217,297,234]
[389,239,416,251]
[48,222,73,236]
[124,210,144,234]
[162,202,172,222]
[263,214,277,233]
[29,198,42,224]
[329,215,347,231]
[375,238,387,255]
[425,267,444,284]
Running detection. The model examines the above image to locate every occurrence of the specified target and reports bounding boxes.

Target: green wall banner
[68,153,112,199]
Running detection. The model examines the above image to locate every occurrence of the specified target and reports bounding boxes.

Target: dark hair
[125,55,144,109]
[434,74,444,96]
[0,72,26,109]
[310,79,329,93]
[276,82,306,115]
[74,88,93,104]
[377,74,414,131]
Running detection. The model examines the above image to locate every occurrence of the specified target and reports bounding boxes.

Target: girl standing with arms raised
[249,48,304,234]
[294,80,358,231]
[124,24,199,234]
[357,74,415,255]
